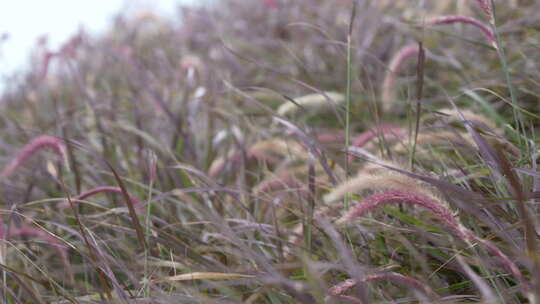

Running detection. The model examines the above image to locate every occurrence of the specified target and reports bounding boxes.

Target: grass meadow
[0,0,539,303]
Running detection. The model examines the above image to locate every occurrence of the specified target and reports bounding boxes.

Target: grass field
[0,0,539,303]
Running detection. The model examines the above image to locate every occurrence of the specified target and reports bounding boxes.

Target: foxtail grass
[1,136,66,178]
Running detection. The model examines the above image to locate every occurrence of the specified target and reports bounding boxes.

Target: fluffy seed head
[1,135,67,178]
[349,125,405,161]
[427,15,497,49]
[208,139,305,177]
[351,125,405,149]
[390,131,476,155]
[9,226,69,268]
[263,0,279,9]
[336,190,528,293]
[381,44,420,112]
[474,0,493,20]
[324,171,431,204]
[335,190,467,238]
[276,92,344,117]
[254,172,308,198]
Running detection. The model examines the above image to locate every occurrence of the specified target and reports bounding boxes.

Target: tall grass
[0,0,539,303]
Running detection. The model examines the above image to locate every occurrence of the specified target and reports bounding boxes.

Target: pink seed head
[427,15,497,49]
[317,132,345,144]
[255,172,309,199]
[58,32,83,58]
[263,0,279,9]
[473,0,493,20]
[339,190,528,294]
[1,135,66,178]
[36,32,83,80]
[329,279,357,296]
[62,186,143,211]
[471,235,528,292]
[9,226,69,267]
[349,125,405,161]
[209,150,279,177]
[352,125,404,148]
[381,44,420,112]
[36,35,48,48]
[38,51,57,80]
[338,190,466,239]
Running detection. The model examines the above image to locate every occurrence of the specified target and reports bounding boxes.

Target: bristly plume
[351,125,404,148]
[1,135,67,178]
[349,125,405,161]
[60,186,143,211]
[276,92,344,117]
[323,171,431,204]
[381,44,420,113]
[263,0,279,9]
[427,15,497,49]
[335,190,467,238]
[208,139,305,177]
[9,226,70,268]
[473,0,493,21]
[336,190,529,294]
[254,172,309,199]
[391,131,476,155]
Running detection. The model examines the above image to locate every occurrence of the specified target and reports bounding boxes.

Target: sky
[0,0,198,91]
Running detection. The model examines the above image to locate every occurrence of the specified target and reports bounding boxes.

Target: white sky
[0,0,198,91]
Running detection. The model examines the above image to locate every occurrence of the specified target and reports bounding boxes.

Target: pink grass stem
[37,33,82,80]
[1,136,66,178]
